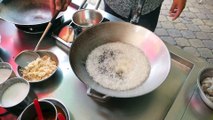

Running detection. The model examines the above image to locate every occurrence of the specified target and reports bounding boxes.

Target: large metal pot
[69,22,171,99]
[0,0,64,33]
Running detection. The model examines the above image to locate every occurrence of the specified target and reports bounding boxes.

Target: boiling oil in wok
[86,42,151,91]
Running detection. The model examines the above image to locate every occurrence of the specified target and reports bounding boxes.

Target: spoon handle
[33,99,44,120]
[57,112,66,120]
[34,10,60,51]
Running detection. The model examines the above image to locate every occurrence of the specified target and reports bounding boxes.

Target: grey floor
[88,0,213,64]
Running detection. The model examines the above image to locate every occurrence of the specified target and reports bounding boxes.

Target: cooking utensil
[58,0,102,43]
[33,99,44,120]
[15,11,60,68]
[69,22,171,99]
[197,67,213,109]
[58,0,88,43]
[0,0,64,33]
[17,50,59,83]
[72,0,103,28]
[58,113,66,120]
[0,62,16,84]
[19,100,57,120]
[15,50,40,68]
[41,98,71,120]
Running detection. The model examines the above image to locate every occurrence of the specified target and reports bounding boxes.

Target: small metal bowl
[72,9,103,28]
[197,67,213,109]
[17,50,59,83]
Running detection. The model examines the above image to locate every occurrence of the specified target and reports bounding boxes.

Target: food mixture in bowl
[201,77,213,102]
[86,42,151,91]
[21,55,57,81]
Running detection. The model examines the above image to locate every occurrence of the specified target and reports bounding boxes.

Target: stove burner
[53,17,110,40]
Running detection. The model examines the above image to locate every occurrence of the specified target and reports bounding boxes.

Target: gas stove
[52,5,119,53]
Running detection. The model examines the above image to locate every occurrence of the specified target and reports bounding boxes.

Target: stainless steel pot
[57,0,102,43]
[197,67,213,109]
[72,0,103,28]
[69,22,171,99]
[0,0,64,33]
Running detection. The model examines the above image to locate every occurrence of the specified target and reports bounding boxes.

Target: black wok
[0,0,64,33]
[69,22,171,99]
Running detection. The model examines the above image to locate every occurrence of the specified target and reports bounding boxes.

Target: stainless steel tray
[51,4,213,120]
[165,44,213,120]
[0,3,212,120]
[33,43,212,120]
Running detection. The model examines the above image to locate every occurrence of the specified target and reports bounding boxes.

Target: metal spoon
[15,11,60,68]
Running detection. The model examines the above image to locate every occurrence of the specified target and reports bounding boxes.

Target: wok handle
[86,88,109,102]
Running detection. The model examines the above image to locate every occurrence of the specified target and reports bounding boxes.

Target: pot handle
[86,88,109,101]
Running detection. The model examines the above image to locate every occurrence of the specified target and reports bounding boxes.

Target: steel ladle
[15,11,60,68]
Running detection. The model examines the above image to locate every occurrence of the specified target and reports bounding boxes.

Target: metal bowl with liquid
[197,67,213,109]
